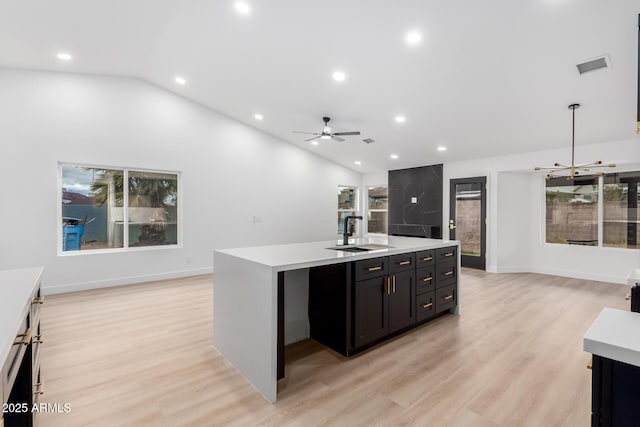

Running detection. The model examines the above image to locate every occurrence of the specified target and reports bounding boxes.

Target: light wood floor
[37,270,629,427]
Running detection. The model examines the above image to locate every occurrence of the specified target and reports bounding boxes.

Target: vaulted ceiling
[0,0,638,172]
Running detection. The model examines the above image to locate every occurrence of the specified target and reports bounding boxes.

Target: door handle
[449,219,456,230]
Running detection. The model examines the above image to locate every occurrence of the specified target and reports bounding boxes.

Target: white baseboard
[527,266,626,285]
[42,267,213,295]
[494,266,530,274]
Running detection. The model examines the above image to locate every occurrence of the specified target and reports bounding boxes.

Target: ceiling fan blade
[333,131,360,136]
[293,131,321,135]
[304,136,320,142]
[332,136,345,142]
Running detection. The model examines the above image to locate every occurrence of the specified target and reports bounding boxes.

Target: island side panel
[213,251,278,403]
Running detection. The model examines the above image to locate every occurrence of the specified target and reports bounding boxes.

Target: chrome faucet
[343,215,363,245]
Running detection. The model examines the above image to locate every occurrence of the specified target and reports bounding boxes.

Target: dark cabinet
[388,270,415,333]
[309,246,457,356]
[591,355,640,427]
[354,276,389,348]
[354,266,415,348]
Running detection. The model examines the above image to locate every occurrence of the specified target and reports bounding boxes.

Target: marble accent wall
[388,164,443,238]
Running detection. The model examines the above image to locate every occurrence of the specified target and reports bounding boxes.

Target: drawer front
[355,257,389,281]
[415,250,435,268]
[435,246,457,263]
[435,262,457,288]
[389,253,416,273]
[416,292,436,322]
[32,320,42,383]
[2,313,30,398]
[31,285,44,327]
[435,284,457,313]
[416,267,435,295]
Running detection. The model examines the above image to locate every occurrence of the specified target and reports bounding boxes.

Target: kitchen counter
[583,307,640,368]
[213,236,459,403]
[216,235,458,270]
[0,267,43,374]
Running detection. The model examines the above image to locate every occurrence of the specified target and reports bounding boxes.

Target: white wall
[0,69,360,293]
[363,140,640,284]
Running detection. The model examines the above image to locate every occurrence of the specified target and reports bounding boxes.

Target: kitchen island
[213,236,460,402]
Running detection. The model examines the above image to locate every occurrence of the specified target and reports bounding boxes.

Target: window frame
[542,171,639,251]
[337,185,359,237]
[366,185,388,235]
[58,162,182,256]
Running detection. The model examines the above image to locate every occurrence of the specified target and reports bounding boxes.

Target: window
[545,177,598,246]
[60,164,179,253]
[337,186,358,235]
[367,186,388,234]
[544,172,640,250]
[603,172,639,249]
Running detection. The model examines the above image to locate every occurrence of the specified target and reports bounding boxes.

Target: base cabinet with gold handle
[1,268,44,427]
[590,354,640,426]
[308,246,458,357]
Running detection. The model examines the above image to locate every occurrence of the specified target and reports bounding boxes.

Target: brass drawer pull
[422,302,433,309]
[34,334,44,344]
[34,381,45,395]
[443,252,454,257]
[32,296,45,305]
[422,277,433,282]
[392,276,396,293]
[13,330,32,346]
[368,266,382,272]
[422,257,432,261]
[444,271,454,276]
[443,294,454,301]
[399,260,411,266]
[385,277,390,295]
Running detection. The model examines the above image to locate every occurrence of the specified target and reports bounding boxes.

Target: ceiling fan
[293,117,360,142]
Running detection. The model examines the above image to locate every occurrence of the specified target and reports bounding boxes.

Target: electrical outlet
[411,197,417,204]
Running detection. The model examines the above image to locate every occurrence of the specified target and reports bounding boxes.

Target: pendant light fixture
[535,103,616,180]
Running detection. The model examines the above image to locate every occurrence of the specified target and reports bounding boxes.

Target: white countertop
[628,269,640,286]
[0,267,43,368]
[584,307,640,368]
[215,236,459,271]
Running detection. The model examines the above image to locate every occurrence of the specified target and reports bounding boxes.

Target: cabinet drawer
[435,262,457,288]
[435,284,457,313]
[389,253,415,273]
[355,257,388,281]
[31,285,44,327]
[435,246,457,262]
[416,267,435,295]
[415,250,435,267]
[2,313,30,398]
[416,292,436,322]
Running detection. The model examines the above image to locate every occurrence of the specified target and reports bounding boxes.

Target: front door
[449,177,487,270]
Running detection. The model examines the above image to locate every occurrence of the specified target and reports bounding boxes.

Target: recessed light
[175,76,187,85]
[332,71,346,82]
[437,146,447,152]
[406,32,422,45]
[390,154,399,159]
[235,1,250,14]
[395,116,406,123]
[354,161,361,165]
[57,53,72,61]
[254,113,263,121]
[311,140,319,145]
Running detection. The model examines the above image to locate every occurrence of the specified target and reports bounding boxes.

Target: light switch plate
[411,197,417,204]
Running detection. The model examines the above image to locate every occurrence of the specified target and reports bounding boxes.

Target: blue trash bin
[62,218,85,251]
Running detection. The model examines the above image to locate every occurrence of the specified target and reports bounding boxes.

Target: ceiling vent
[362,138,375,144]
[576,55,610,75]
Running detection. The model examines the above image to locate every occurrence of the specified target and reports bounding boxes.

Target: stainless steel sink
[328,244,394,252]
